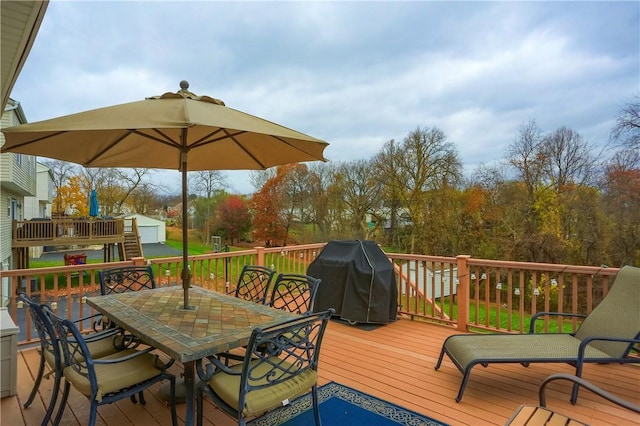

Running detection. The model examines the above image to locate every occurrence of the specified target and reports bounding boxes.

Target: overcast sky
[10,1,639,195]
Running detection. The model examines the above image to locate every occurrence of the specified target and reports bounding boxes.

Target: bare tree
[83,168,152,215]
[307,162,337,240]
[540,126,596,189]
[508,119,545,196]
[374,139,405,247]
[611,95,640,150]
[339,159,383,239]
[41,160,79,213]
[190,170,227,198]
[249,169,277,191]
[376,127,461,253]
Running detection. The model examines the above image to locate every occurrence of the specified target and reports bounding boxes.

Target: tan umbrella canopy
[1,81,329,309]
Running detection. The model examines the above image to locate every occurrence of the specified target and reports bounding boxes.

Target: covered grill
[307,240,397,324]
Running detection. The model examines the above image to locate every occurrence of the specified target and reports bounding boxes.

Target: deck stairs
[117,219,143,260]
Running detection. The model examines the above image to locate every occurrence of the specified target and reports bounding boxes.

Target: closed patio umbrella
[1,81,329,309]
[89,189,99,217]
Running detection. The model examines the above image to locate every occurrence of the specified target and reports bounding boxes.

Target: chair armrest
[93,346,155,364]
[196,354,239,381]
[528,312,587,334]
[539,373,640,413]
[577,337,640,359]
[74,312,103,324]
[83,327,122,342]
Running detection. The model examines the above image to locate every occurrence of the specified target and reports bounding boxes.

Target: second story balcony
[11,217,126,248]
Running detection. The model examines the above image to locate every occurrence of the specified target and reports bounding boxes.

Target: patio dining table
[86,285,298,426]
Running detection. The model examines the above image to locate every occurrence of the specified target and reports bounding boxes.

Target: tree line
[46,97,639,267]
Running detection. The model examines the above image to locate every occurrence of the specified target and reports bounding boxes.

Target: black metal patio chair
[229,265,276,304]
[19,293,126,426]
[266,273,321,315]
[97,265,157,343]
[98,265,156,295]
[48,310,177,426]
[195,309,334,426]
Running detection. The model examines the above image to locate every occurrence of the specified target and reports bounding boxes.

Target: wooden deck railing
[11,218,126,247]
[386,253,619,333]
[0,243,622,347]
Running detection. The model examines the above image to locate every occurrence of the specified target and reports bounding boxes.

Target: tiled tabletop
[86,286,297,363]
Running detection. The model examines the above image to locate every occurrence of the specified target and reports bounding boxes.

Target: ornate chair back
[268,274,320,315]
[197,309,334,426]
[232,265,276,304]
[99,265,156,295]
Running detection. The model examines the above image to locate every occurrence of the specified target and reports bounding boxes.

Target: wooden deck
[2,316,639,426]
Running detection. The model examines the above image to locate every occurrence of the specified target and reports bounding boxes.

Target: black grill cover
[307,240,397,324]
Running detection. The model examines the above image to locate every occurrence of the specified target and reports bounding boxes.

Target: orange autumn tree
[55,175,89,216]
[250,177,288,246]
[213,195,251,244]
[250,164,312,246]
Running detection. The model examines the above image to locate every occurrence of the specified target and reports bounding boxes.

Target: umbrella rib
[225,131,267,168]
[84,129,181,165]
[188,128,239,149]
[141,128,184,147]
[0,131,68,151]
[270,135,323,158]
[85,131,135,165]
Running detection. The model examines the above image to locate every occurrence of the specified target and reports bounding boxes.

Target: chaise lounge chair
[435,265,640,403]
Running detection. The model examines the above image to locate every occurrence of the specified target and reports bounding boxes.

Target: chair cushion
[86,335,121,359]
[63,349,164,402]
[48,335,120,368]
[43,348,56,370]
[209,357,317,418]
[444,334,612,370]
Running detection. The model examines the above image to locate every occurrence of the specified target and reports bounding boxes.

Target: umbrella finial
[149,82,226,106]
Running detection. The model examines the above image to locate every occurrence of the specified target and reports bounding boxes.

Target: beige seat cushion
[209,357,317,418]
[86,335,121,359]
[63,349,164,402]
[44,335,120,370]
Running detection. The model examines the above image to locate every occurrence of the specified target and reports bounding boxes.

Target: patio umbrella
[89,189,99,217]
[1,81,329,309]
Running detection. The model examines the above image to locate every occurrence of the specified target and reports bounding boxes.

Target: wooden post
[456,255,471,332]
[255,246,265,267]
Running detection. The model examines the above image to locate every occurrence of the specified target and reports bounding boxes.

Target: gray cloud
[10,1,638,194]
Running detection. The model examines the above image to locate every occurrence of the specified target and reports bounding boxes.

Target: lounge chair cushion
[444,333,613,371]
[62,349,164,402]
[573,266,640,356]
[209,357,317,418]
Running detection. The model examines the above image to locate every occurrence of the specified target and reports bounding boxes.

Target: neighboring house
[23,162,54,258]
[121,213,166,244]
[1,99,37,302]
[23,162,54,219]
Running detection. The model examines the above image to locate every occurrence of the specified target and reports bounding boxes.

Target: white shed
[123,214,166,244]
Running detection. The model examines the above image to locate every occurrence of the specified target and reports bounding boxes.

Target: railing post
[456,255,471,332]
[131,257,146,267]
[255,246,265,267]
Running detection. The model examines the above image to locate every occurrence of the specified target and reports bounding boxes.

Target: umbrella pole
[180,148,192,309]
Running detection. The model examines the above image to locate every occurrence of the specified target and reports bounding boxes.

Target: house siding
[1,99,37,270]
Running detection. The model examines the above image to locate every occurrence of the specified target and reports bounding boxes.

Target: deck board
[3,316,639,426]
